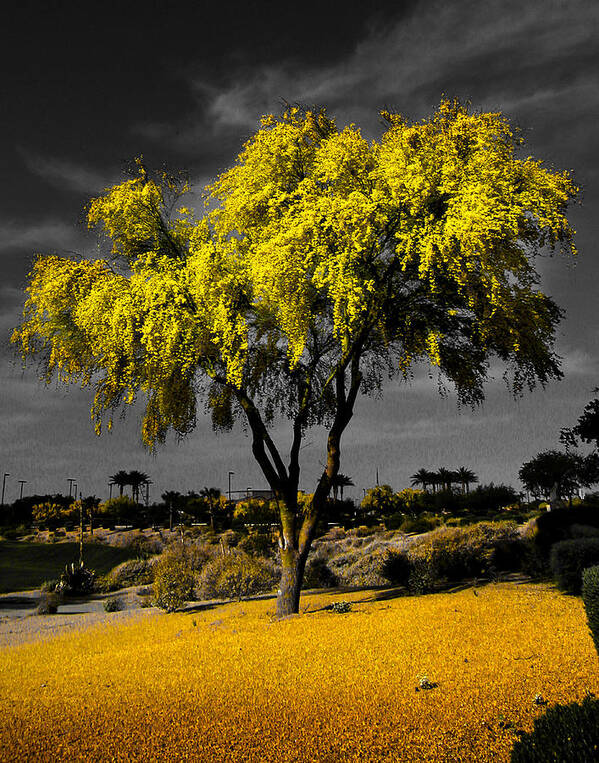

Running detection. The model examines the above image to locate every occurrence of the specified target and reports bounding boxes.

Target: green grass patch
[0,541,137,593]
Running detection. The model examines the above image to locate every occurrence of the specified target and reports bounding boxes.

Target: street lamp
[18,480,27,500]
[228,471,234,503]
[1,473,9,505]
[67,478,75,498]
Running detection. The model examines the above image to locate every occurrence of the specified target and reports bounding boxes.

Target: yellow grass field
[1,583,598,762]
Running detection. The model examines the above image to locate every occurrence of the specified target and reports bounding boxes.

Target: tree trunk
[276,546,309,617]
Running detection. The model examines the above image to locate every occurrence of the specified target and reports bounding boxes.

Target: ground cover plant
[0,541,138,593]
[1,583,597,761]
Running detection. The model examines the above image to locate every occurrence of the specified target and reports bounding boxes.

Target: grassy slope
[0,541,137,593]
[1,583,598,762]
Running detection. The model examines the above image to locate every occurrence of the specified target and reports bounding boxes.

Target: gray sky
[1,0,598,503]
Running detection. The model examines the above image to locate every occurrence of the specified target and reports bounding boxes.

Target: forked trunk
[276,546,309,617]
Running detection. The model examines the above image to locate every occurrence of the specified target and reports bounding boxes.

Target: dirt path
[0,586,159,648]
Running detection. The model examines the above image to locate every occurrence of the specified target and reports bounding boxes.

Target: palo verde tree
[13,100,577,616]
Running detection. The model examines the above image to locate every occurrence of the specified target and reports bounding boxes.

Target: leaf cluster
[12,101,578,448]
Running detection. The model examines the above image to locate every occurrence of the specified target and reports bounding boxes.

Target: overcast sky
[1,0,598,503]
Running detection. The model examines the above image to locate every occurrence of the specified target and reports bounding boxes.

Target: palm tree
[109,470,130,498]
[437,467,455,492]
[455,467,479,494]
[200,486,222,530]
[331,473,354,501]
[128,470,150,504]
[410,468,431,492]
[425,470,440,493]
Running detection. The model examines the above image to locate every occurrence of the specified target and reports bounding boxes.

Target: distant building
[231,488,274,504]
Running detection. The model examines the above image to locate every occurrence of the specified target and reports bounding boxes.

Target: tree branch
[210,373,289,490]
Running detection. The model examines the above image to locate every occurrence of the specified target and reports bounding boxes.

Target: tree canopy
[13,100,578,615]
[519,449,599,502]
[561,394,599,450]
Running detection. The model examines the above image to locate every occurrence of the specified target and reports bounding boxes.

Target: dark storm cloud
[2,0,598,498]
[135,0,597,197]
[19,151,117,195]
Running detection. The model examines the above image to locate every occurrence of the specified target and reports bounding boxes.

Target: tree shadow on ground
[0,595,38,611]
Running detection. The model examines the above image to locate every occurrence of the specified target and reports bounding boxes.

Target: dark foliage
[56,561,95,596]
[549,538,599,594]
[582,565,599,655]
[534,505,599,560]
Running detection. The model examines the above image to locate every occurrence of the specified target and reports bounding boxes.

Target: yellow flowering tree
[13,101,577,615]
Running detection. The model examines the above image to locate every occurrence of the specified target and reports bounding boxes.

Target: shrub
[325,601,351,613]
[302,552,338,589]
[237,531,275,558]
[404,550,438,594]
[382,549,411,586]
[97,496,139,525]
[327,546,389,588]
[383,512,406,531]
[219,529,241,549]
[570,523,599,539]
[549,538,599,594]
[152,544,196,612]
[582,565,599,655]
[36,591,62,614]
[399,515,440,534]
[103,597,125,612]
[382,522,525,594]
[322,526,346,541]
[510,695,599,762]
[56,561,95,596]
[95,558,157,592]
[352,525,377,538]
[408,522,523,588]
[111,532,162,557]
[196,551,278,601]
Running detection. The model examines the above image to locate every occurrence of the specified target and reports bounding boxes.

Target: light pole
[228,471,234,503]
[1,473,9,505]
[67,478,75,498]
[18,480,27,500]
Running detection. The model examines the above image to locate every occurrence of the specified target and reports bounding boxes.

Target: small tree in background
[361,485,400,521]
[200,486,222,530]
[519,450,597,503]
[98,496,139,525]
